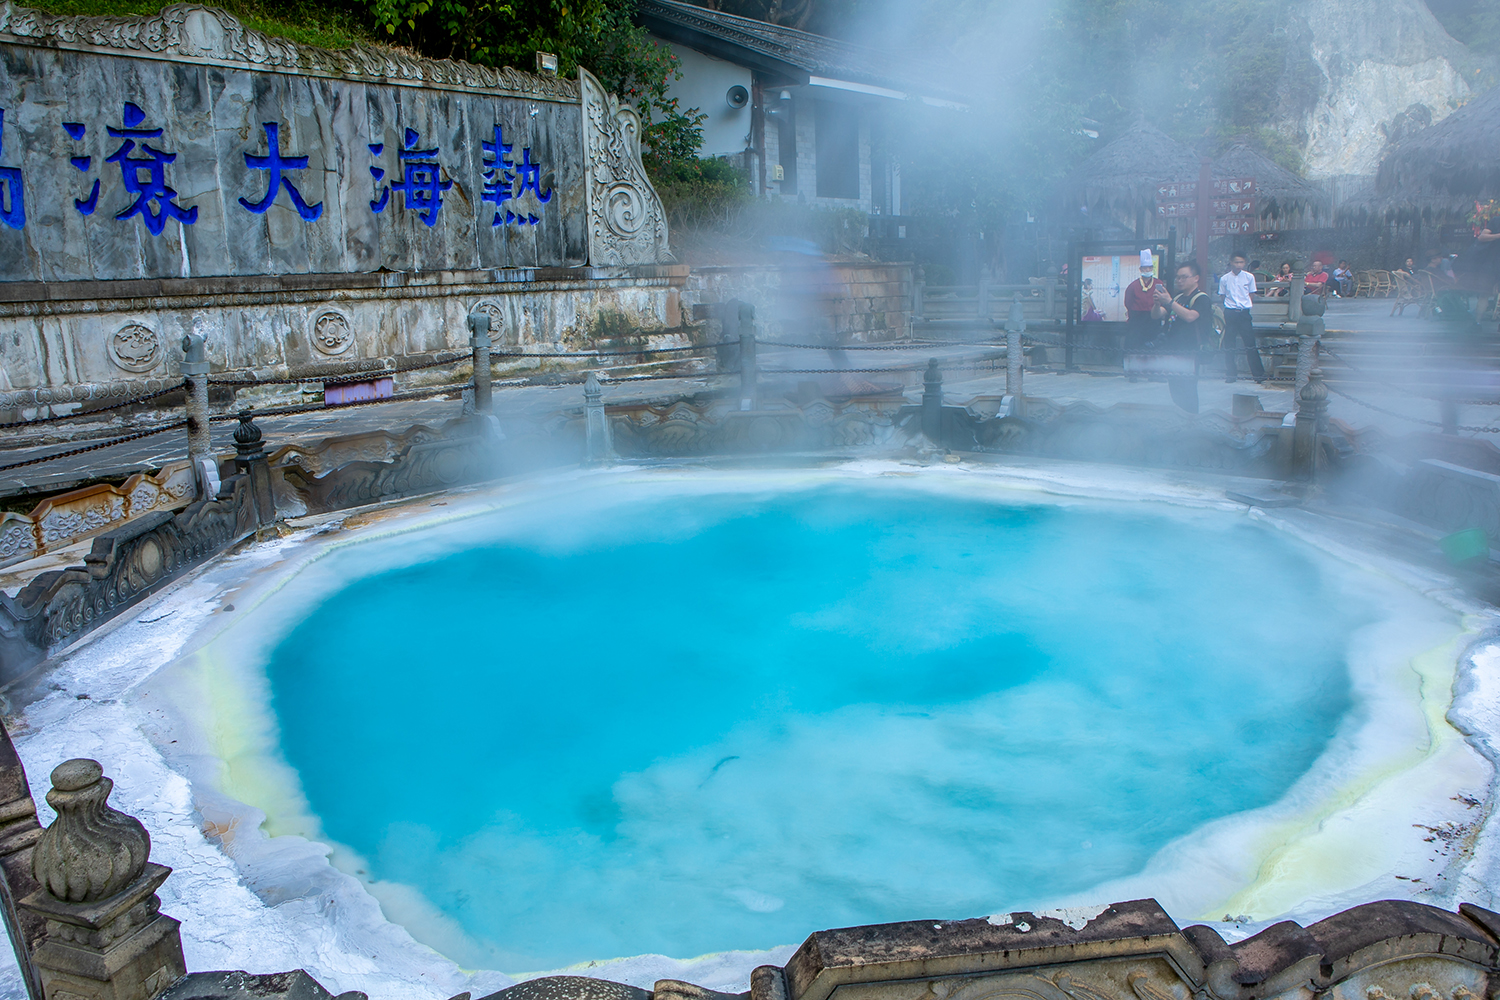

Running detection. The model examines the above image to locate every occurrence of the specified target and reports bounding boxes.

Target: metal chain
[0,420,190,474]
[756,338,1003,351]
[0,381,187,430]
[1319,344,1500,406]
[1323,382,1500,433]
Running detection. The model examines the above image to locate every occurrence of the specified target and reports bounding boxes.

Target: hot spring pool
[256,481,1369,972]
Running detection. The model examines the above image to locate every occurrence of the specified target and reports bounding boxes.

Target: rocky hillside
[1282,0,1479,180]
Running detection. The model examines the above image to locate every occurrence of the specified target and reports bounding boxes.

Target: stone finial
[1300,368,1328,407]
[32,759,150,904]
[233,410,264,460]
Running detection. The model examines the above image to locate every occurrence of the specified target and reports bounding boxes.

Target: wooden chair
[1353,270,1374,297]
[1372,270,1393,297]
[1391,270,1435,316]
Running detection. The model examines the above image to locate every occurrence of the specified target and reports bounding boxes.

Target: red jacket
[1124,276,1165,314]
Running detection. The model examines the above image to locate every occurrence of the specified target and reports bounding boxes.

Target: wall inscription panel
[0,3,593,282]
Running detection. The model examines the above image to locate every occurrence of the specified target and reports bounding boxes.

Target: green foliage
[654,156,752,229]
[26,0,376,48]
[360,0,702,166]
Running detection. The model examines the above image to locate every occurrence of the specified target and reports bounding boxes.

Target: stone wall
[0,3,675,393]
[682,260,912,343]
[0,265,690,392]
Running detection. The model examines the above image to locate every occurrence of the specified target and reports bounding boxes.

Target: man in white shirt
[1218,253,1264,382]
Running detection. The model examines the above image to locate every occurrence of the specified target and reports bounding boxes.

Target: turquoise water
[267,488,1360,971]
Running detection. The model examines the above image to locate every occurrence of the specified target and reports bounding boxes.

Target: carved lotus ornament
[32,758,151,903]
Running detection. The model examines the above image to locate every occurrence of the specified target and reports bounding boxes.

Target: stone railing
[0,723,1495,1000]
[0,462,195,571]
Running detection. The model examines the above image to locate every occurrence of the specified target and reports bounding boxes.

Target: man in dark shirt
[1151,261,1212,413]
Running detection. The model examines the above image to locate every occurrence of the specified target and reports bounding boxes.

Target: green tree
[363,0,704,171]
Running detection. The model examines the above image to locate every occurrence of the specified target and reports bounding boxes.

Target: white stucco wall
[652,37,753,158]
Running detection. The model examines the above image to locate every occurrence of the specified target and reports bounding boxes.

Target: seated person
[1269,262,1295,296]
[1395,257,1417,276]
[1332,260,1353,296]
[1427,254,1457,285]
[1305,260,1330,294]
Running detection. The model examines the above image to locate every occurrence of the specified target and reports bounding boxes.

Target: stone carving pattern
[473,300,513,346]
[0,378,180,412]
[279,423,490,514]
[0,2,580,99]
[580,67,672,265]
[32,758,149,903]
[0,475,256,676]
[311,311,354,356]
[108,324,161,373]
[40,494,125,544]
[267,423,444,477]
[0,518,36,563]
[0,462,195,570]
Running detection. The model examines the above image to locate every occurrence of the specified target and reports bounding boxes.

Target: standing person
[1124,249,1166,349]
[1219,253,1264,383]
[1152,261,1212,413]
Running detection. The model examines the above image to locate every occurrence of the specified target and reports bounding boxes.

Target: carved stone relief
[580,67,672,266]
[472,300,513,346]
[108,324,161,373]
[310,311,355,356]
[0,461,195,570]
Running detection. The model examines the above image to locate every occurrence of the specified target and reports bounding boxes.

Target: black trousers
[1223,308,1265,379]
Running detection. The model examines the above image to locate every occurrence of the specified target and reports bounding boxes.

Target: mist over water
[267,488,1362,971]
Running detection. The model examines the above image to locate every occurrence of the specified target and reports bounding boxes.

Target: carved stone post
[921,358,943,446]
[232,411,275,528]
[912,268,925,325]
[1005,294,1026,416]
[179,334,212,500]
[583,372,616,466]
[1292,368,1328,482]
[1294,294,1324,396]
[468,312,493,415]
[20,760,186,1000]
[0,719,46,1000]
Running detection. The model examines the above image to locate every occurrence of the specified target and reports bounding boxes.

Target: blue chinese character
[0,109,24,230]
[61,121,99,215]
[105,102,197,236]
[481,125,550,228]
[368,142,389,213]
[516,147,552,208]
[239,122,322,221]
[481,124,515,226]
[370,128,451,226]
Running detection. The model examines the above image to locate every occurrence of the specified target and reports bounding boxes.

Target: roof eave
[639,11,811,85]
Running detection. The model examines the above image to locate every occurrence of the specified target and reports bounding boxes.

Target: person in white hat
[1123,249,1167,350]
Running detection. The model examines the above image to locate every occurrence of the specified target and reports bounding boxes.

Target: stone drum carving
[311,311,354,356]
[580,67,672,265]
[472,300,511,346]
[108,324,160,372]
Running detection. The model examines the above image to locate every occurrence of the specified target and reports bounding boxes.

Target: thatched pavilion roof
[1058,125,1328,224]
[1378,85,1500,210]
[1212,143,1328,220]
[1058,122,1201,216]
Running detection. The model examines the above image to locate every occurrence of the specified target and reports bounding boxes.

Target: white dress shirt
[1219,269,1256,310]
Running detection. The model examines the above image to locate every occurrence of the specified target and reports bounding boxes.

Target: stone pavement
[3,295,1497,503]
